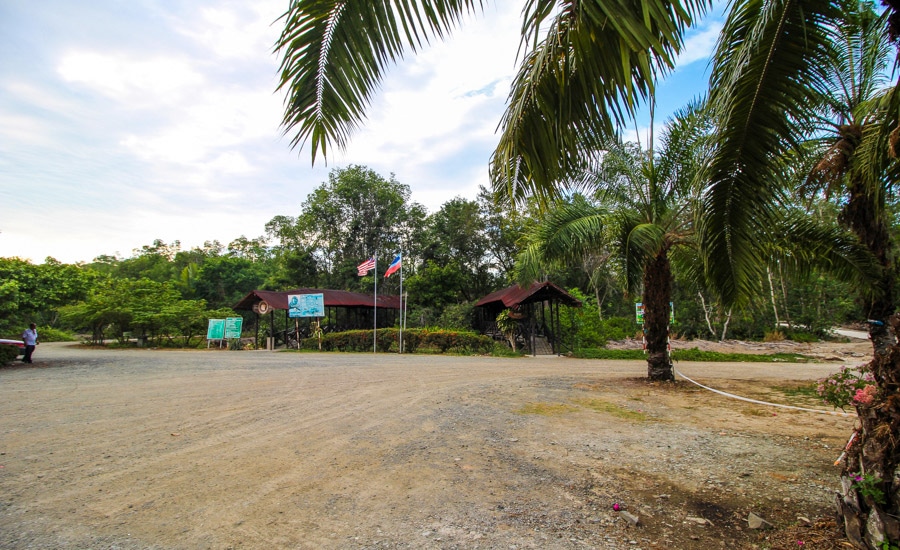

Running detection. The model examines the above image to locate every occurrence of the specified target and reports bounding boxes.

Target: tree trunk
[643,251,673,381]
[836,174,899,547]
[838,315,900,549]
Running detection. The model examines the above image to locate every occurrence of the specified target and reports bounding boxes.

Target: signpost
[286,294,325,350]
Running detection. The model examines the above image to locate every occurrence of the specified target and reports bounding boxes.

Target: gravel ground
[0,342,865,549]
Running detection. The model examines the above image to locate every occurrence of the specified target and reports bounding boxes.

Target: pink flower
[613,503,620,511]
[853,385,878,406]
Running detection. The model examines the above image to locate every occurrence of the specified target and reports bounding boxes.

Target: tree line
[1,162,880,348]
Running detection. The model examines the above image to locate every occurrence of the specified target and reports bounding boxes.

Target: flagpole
[399,252,403,354]
[373,255,377,354]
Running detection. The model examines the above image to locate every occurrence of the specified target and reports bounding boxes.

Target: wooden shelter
[475,281,582,355]
[234,288,401,349]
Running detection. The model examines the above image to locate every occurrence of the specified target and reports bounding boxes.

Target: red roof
[475,281,582,309]
[234,288,401,311]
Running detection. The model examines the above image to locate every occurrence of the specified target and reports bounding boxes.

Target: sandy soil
[0,339,873,549]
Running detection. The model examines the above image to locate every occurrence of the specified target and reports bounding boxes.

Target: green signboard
[208,318,242,339]
[635,303,675,324]
[207,319,225,339]
[225,317,243,339]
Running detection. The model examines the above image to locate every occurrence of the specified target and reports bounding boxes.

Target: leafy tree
[0,257,98,332]
[193,256,271,310]
[272,165,427,290]
[423,197,496,301]
[477,186,528,283]
[113,239,181,282]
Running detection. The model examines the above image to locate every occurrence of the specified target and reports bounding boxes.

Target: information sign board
[224,317,243,339]
[288,294,325,318]
[207,319,225,339]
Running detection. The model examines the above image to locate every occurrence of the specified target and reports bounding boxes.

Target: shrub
[0,345,20,365]
[818,365,875,410]
[788,331,819,343]
[35,326,76,342]
[303,328,493,355]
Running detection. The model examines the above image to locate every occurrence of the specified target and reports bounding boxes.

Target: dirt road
[0,343,863,549]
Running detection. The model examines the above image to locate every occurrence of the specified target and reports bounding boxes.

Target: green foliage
[572,347,811,362]
[670,348,808,362]
[60,278,234,347]
[818,365,876,410]
[573,348,646,360]
[34,326,75,342]
[435,302,476,330]
[558,289,635,349]
[852,472,886,504]
[0,257,98,333]
[305,328,493,355]
[0,344,20,365]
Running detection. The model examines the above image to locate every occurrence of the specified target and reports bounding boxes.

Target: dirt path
[0,343,865,549]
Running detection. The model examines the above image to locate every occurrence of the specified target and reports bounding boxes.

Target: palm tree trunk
[643,251,673,381]
[837,177,900,547]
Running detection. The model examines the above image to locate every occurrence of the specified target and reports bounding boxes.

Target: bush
[35,326,76,342]
[788,331,819,343]
[302,328,493,355]
[0,345,20,365]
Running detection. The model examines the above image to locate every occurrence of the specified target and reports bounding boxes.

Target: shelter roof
[234,288,401,311]
[475,281,582,309]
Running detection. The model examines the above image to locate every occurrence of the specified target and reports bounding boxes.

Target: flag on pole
[384,254,401,278]
[357,257,376,276]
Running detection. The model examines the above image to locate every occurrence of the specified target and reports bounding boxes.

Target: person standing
[21,323,38,363]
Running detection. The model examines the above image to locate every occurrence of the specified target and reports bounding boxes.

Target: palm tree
[275,0,707,190]
[706,1,900,545]
[517,104,711,380]
[802,4,897,347]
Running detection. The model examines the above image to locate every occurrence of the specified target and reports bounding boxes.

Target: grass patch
[572,398,648,421]
[672,348,810,362]
[572,347,812,362]
[573,349,646,360]
[516,402,579,416]
[773,383,820,400]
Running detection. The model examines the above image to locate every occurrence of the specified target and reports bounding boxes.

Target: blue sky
[0,1,724,264]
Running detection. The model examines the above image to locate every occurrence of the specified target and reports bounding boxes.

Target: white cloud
[174,2,283,62]
[57,51,204,104]
[677,21,723,68]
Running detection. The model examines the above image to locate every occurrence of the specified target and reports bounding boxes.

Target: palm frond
[275,0,483,162]
[703,0,844,306]
[513,196,609,282]
[765,209,880,289]
[491,0,710,204]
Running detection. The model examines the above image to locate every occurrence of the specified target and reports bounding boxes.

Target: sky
[0,1,725,264]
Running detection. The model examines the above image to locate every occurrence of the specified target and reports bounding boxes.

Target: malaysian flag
[357,257,376,276]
